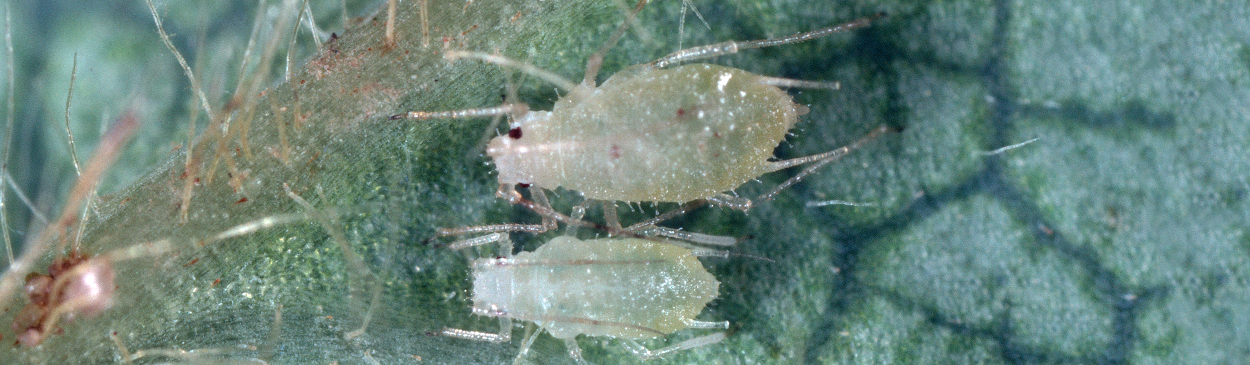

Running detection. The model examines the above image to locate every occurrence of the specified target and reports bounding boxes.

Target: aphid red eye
[508,127,523,139]
[517,183,531,188]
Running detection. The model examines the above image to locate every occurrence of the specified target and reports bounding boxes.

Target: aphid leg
[514,326,543,364]
[756,75,842,90]
[751,125,894,208]
[601,201,623,232]
[440,317,513,343]
[445,232,513,255]
[687,319,730,329]
[643,226,737,246]
[564,199,596,236]
[437,185,556,237]
[390,103,527,121]
[650,12,887,68]
[563,338,590,365]
[622,199,708,233]
[440,233,519,344]
[707,193,751,211]
[621,332,726,360]
[526,186,559,233]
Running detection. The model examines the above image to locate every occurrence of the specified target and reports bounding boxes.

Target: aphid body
[490,64,802,203]
[472,235,718,338]
[444,233,727,363]
[397,11,889,220]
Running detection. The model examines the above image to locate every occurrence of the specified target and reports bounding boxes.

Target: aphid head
[470,261,514,315]
[485,111,552,185]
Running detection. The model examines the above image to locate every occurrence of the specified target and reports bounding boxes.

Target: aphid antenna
[484,258,677,269]
[686,248,773,263]
[757,76,841,91]
[650,11,888,68]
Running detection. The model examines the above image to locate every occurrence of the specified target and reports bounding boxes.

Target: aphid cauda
[393,3,891,234]
[441,232,729,364]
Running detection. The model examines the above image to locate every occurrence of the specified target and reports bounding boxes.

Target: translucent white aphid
[393,6,891,232]
[441,232,728,364]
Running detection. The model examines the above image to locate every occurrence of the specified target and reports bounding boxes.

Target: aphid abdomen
[472,237,719,340]
[490,64,801,203]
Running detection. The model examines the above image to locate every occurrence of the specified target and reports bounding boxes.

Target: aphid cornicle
[441,232,729,364]
[394,6,890,232]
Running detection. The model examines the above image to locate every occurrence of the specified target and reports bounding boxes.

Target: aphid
[441,232,728,364]
[393,4,891,233]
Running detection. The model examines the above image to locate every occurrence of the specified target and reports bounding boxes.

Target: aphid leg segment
[445,232,513,256]
[643,226,737,247]
[439,233,517,344]
[389,103,525,121]
[756,75,841,91]
[525,186,559,233]
[687,319,730,329]
[564,199,596,236]
[707,193,752,211]
[623,200,709,233]
[437,222,548,237]
[622,332,726,360]
[601,200,623,232]
[435,186,554,237]
[650,12,887,68]
[563,338,590,365]
[514,326,543,364]
[440,318,513,343]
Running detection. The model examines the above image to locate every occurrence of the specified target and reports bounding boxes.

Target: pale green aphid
[442,232,728,364]
[394,11,889,235]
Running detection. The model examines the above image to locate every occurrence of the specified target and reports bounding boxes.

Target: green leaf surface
[1,0,1246,364]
